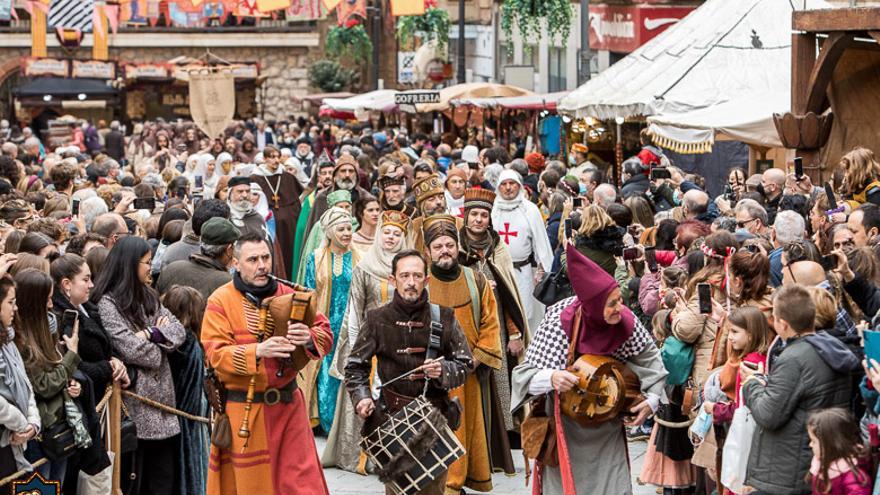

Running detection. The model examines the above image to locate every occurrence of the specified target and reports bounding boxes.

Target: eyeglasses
[736,218,758,229]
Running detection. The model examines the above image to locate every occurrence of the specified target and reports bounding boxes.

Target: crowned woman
[302,207,360,432]
[511,244,667,495]
[322,209,410,473]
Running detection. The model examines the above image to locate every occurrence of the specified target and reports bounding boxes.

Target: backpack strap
[566,307,582,367]
[462,266,481,328]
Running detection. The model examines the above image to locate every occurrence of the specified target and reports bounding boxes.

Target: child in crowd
[807,408,872,495]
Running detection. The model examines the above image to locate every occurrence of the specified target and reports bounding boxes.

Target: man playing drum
[346,249,474,495]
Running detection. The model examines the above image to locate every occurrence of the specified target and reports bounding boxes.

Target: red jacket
[810,457,872,495]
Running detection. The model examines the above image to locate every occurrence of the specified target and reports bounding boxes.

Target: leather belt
[382,388,416,415]
[227,381,297,406]
[513,254,536,269]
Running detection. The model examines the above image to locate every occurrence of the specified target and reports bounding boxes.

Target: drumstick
[380,357,445,388]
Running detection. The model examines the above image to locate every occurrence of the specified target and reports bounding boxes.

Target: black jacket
[52,294,115,394]
[844,273,880,321]
[104,130,124,162]
[621,173,650,199]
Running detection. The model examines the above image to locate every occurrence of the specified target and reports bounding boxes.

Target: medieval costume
[491,170,554,334]
[345,287,474,495]
[409,174,462,255]
[292,152,335,279]
[306,154,371,242]
[458,188,528,455]
[302,208,360,432]
[378,174,417,218]
[295,190,354,284]
[252,157,304,278]
[445,167,468,218]
[227,176,270,241]
[322,210,410,473]
[423,215,504,494]
[510,245,667,495]
[201,274,333,495]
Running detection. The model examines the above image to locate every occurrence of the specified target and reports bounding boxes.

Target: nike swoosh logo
[644,18,680,30]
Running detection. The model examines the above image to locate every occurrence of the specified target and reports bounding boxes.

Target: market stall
[320,89,398,120]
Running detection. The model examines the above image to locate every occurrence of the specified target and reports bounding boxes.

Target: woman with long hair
[840,147,880,207]
[0,276,40,486]
[351,194,380,257]
[91,236,186,495]
[573,204,625,276]
[14,269,91,486]
[160,286,208,495]
[321,210,408,473]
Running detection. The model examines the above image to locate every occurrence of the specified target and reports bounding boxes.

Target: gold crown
[381,209,410,231]
[412,173,443,205]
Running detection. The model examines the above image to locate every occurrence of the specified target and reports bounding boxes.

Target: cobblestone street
[320,437,657,494]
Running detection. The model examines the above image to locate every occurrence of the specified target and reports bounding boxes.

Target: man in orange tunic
[201,231,333,495]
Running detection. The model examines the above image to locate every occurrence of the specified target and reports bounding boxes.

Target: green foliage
[500,0,573,56]
[397,7,450,48]
[325,24,373,62]
[308,59,358,92]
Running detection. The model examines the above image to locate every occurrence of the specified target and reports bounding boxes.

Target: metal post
[370,3,381,90]
[578,0,590,85]
[457,0,466,83]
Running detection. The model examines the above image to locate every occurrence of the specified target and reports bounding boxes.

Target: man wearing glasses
[734,199,769,236]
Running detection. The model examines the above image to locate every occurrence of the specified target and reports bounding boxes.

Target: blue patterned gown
[305,250,354,433]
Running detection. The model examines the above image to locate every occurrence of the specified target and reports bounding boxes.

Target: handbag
[533,268,573,306]
[720,405,757,492]
[77,451,114,495]
[520,396,558,467]
[40,421,77,462]
[120,416,138,454]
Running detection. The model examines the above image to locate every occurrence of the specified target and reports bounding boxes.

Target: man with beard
[251,144,303,278]
[458,188,528,460]
[201,232,333,495]
[491,169,554,334]
[227,176,270,242]
[307,153,369,235]
[377,174,416,217]
[346,250,473,495]
[292,152,336,279]
[423,214,504,495]
[409,173,462,254]
[290,137,315,183]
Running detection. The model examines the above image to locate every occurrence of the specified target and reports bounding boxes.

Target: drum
[560,353,644,427]
[361,396,465,495]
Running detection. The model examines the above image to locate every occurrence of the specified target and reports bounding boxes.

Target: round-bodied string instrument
[560,354,644,426]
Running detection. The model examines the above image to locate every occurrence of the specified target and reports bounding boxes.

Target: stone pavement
[319,436,657,495]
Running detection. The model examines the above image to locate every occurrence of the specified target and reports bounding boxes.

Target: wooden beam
[870,31,880,44]
[792,32,816,114]
[794,8,880,32]
[804,32,854,114]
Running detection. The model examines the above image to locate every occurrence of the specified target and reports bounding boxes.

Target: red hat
[525,153,545,173]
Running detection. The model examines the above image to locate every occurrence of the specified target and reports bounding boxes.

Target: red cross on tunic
[498,222,519,244]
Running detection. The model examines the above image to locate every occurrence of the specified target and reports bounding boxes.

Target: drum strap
[426,303,442,361]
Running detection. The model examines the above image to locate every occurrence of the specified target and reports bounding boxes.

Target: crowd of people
[0,115,878,495]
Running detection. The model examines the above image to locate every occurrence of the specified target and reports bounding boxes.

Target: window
[549,47,566,92]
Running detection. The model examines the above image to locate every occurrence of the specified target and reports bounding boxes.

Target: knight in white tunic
[491,169,554,334]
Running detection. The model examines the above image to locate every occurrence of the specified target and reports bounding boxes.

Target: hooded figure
[509,244,668,495]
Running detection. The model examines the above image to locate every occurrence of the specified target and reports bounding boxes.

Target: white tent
[558,0,829,121]
[646,91,787,153]
[321,90,398,120]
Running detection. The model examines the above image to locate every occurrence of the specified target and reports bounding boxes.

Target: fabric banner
[49,0,93,32]
[390,0,423,17]
[168,1,205,26]
[335,0,364,26]
[256,0,291,12]
[189,72,235,140]
[286,0,324,20]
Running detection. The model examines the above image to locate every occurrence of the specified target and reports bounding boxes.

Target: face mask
[569,155,576,165]
[48,312,58,335]
[579,183,587,195]
[672,190,682,206]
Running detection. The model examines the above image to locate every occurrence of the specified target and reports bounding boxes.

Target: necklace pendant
[273,194,280,207]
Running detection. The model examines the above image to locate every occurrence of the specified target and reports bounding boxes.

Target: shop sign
[228,64,259,79]
[588,4,695,53]
[125,64,169,79]
[162,93,189,106]
[72,60,116,79]
[395,91,440,105]
[22,57,69,77]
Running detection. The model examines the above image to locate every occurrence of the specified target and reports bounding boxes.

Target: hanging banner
[167,1,205,27]
[48,0,94,32]
[335,0,364,26]
[286,0,324,20]
[256,0,291,13]
[0,0,12,21]
[389,0,423,17]
[189,71,235,139]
